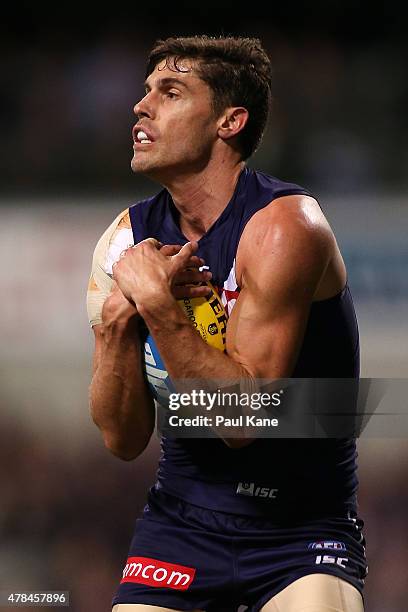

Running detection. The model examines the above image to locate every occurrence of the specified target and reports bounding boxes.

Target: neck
[162,158,245,241]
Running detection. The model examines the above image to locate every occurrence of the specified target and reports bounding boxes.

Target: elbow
[103,433,151,461]
[107,445,141,461]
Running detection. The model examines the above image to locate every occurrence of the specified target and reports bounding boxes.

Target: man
[88,36,367,611]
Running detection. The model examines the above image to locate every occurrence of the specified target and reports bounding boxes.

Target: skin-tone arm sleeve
[86,208,133,327]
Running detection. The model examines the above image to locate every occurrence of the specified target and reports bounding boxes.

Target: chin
[130,164,162,186]
[131,157,148,174]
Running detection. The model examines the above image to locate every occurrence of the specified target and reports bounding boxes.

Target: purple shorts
[112,488,367,612]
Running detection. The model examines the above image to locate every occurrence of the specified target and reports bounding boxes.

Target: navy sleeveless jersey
[129,167,360,519]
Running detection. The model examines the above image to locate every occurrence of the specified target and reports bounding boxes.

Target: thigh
[260,574,364,612]
[113,605,204,611]
[112,490,236,611]
[240,512,367,611]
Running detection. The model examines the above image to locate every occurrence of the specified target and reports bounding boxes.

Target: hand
[102,281,139,331]
[160,243,212,299]
[112,239,212,314]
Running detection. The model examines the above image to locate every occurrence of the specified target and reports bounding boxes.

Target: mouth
[132,125,155,145]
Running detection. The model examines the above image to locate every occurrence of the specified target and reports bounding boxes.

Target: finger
[173,284,212,300]
[186,256,206,268]
[140,238,163,250]
[174,241,199,266]
[160,246,205,270]
[174,269,212,285]
[160,244,183,256]
[157,243,205,267]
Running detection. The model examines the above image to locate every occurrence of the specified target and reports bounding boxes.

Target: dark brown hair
[146,35,272,160]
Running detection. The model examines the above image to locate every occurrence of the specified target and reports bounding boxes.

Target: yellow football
[176,283,227,351]
[143,283,227,406]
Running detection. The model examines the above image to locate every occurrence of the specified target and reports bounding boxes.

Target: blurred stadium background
[1,4,407,611]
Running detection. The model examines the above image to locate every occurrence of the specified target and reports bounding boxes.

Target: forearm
[140,295,247,381]
[139,296,256,448]
[112,240,262,448]
[90,321,155,460]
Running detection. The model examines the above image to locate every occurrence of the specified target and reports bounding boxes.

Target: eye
[166,90,179,100]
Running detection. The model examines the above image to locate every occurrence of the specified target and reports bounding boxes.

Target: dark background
[1,4,407,612]
[1,2,408,196]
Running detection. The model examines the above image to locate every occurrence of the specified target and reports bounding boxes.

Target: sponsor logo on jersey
[236,482,278,499]
[121,556,196,590]
[308,541,347,551]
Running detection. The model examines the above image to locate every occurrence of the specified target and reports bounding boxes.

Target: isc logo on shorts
[120,556,196,590]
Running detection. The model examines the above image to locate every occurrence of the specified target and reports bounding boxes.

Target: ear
[217,107,249,141]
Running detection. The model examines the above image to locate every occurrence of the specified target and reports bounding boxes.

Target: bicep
[226,199,332,379]
[226,284,311,378]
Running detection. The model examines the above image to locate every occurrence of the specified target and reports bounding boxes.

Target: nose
[134,92,153,119]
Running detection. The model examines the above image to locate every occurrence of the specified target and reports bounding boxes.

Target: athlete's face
[131,58,219,179]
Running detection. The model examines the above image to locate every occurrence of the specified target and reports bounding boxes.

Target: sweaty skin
[90,53,361,612]
[92,59,347,456]
[112,194,346,450]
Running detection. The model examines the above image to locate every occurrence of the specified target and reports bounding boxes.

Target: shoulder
[241,194,333,255]
[251,168,312,194]
[236,194,335,287]
[97,208,132,241]
[93,187,168,270]
[92,208,133,275]
[87,207,134,327]
[245,168,313,204]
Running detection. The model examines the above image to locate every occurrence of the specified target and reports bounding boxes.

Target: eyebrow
[144,77,190,91]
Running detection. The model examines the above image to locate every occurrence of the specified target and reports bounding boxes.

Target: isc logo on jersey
[236,482,279,499]
[143,283,227,408]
